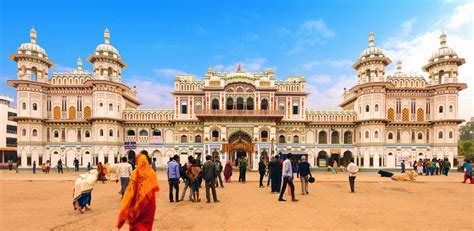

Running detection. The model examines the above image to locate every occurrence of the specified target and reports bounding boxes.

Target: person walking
[239,157,248,183]
[297,156,312,195]
[180,156,193,201]
[187,158,202,202]
[202,155,219,203]
[152,158,157,172]
[116,154,159,230]
[116,157,133,198]
[332,161,338,174]
[87,162,91,172]
[278,153,297,202]
[74,158,80,172]
[16,159,20,173]
[223,160,233,183]
[258,157,266,188]
[46,160,51,174]
[347,159,359,193]
[167,155,181,203]
[32,161,36,174]
[267,156,274,187]
[270,155,282,193]
[214,155,224,188]
[462,160,473,184]
[97,162,107,183]
[443,159,451,176]
[73,169,99,214]
[57,159,64,174]
[401,160,406,173]
[8,159,13,171]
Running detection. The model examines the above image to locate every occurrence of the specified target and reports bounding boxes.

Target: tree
[458,120,474,160]
[459,120,474,141]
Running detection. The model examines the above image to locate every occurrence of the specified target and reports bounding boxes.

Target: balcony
[195,109,284,121]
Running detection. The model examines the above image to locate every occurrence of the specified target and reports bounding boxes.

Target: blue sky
[1,0,472,119]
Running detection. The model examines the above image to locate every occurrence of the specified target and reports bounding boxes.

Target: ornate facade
[8,29,467,169]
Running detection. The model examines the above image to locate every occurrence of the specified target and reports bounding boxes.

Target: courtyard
[0,170,472,230]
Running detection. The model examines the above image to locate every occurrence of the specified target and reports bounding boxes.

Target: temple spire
[30,27,37,44]
[104,28,110,44]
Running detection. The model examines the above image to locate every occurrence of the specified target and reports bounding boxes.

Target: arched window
[181,135,188,143]
[343,131,352,144]
[152,129,161,136]
[109,129,114,137]
[418,132,423,140]
[85,130,90,138]
[365,105,370,112]
[374,131,379,139]
[279,135,286,143]
[211,99,219,110]
[100,129,104,136]
[449,105,453,113]
[22,102,26,110]
[439,70,445,84]
[438,132,443,139]
[318,131,327,144]
[109,103,113,111]
[22,129,26,136]
[99,102,103,107]
[236,97,244,110]
[54,130,59,138]
[212,130,219,141]
[331,131,339,144]
[449,131,453,139]
[261,131,268,141]
[365,131,369,139]
[127,129,135,136]
[139,129,148,136]
[226,98,234,110]
[388,132,394,140]
[439,106,444,113]
[261,99,268,110]
[181,102,188,114]
[32,103,38,111]
[195,135,202,143]
[374,104,379,112]
[247,98,254,110]
[293,135,299,144]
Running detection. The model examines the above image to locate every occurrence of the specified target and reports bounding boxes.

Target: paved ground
[0,170,472,231]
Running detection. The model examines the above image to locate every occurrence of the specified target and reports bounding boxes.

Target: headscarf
[117,154,159,228]
[73,170,98,202]
[224,160,233,177]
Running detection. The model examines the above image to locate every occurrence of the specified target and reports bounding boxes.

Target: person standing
[187,159,202,202]
[57,159,64,174]
[258,157,266,188]
[116,154,160,230]
[223,160,233,183]
[214,155,224,188]
[115,157,133,198]
[202,155,219,203]
[425,159,432,176]
[32,161,36,174]
[401,160,406,173]
[74,158,80,172]
[16,159,20,173]
[196,153,203,188]
[462,160,473,184]
[87,162,91,172]
[297,156,312,195]
[180,156,193,201]
[152,158,157,172]
[278,153,297,202]
[417,159,423,175]
[167,155,181,203]
[347,159,359,193]
[8,160,13,171]
[239,157,248,183]
[431,159,436,176]
[332,161,338,174]
[270,155,282,193]
[267,157,274,187]
[97,162,107,183]
[443,159,451,176]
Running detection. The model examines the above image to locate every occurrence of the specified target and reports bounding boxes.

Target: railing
[195,109,285,117]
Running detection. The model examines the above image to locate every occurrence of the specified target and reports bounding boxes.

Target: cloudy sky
[0,0,472,120]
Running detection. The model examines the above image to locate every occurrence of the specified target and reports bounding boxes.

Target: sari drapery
[224,160,233,181]
[73,170,98,210]
[117,154,159,230]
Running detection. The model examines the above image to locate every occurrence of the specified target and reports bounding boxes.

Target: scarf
[73,170,98,201]
[117,154,159,228]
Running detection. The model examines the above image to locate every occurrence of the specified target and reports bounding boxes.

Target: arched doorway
[127,150,136,163]
[342,151,352,167]
[224,131,253,169]
[317,151,328,167]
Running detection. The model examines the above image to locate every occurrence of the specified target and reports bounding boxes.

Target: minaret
[395,60,402,74]
[87,28,127,82]
[352,32,391,84]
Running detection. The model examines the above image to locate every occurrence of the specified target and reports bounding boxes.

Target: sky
[0,0,472,120]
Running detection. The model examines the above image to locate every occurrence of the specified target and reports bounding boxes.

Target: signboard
[124,141,137,150]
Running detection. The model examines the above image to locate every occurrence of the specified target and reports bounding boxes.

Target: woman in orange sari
[116,154,159,231]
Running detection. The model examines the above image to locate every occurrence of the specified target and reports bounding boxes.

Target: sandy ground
[0,170,473,231]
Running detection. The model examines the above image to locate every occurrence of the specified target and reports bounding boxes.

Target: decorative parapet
[305,109,356,122]
[123,108,174,121]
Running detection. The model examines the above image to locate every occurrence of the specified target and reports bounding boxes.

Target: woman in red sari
[116,154,159,231]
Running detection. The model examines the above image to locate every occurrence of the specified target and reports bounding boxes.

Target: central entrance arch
[224,130,254,168]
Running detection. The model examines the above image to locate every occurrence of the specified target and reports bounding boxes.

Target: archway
[317,151,328,167]
[224,130,253,168]
[342,151,352,167]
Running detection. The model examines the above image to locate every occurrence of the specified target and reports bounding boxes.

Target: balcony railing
[195,109,285,117]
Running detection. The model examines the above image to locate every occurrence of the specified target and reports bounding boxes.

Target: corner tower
[352,32,391,84]
[87,28,127,82]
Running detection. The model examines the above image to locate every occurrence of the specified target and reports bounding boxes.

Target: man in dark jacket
[214,155,224,188]
[258,157,266,188]
[270,155,282,193]
[202,155,219,203]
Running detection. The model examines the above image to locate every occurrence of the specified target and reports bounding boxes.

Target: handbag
[308,176,315,183]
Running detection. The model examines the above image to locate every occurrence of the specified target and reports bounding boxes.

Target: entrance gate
[223,131,254,169]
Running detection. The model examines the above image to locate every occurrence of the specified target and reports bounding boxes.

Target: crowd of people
[410,158,452,176]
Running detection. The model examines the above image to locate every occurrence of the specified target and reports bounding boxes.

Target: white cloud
[301,59,352,70]
[281,19,334,53]
[213,58,267,72]
[401,18,416,36]
[306,75,356,110]
[125,78,174,109]
[51,64,77,73]
[443,1,473,30]
[153,68,190,76]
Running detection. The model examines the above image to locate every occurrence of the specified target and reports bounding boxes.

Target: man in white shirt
[347,159,359,193]
[116,156,133,198]
[278,153,298,202]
